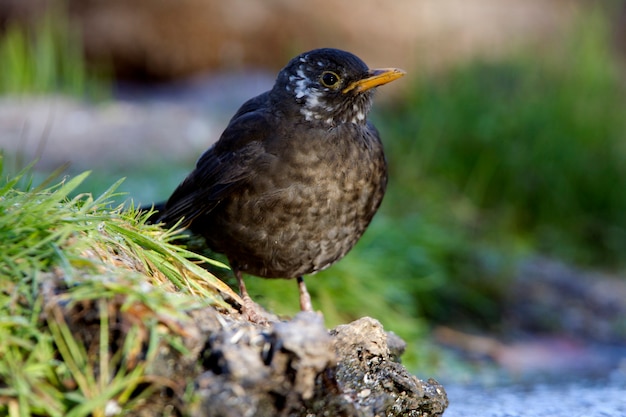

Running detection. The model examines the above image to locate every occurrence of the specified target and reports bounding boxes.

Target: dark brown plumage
[156,48,404,315]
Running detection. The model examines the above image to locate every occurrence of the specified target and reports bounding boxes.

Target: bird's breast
[207,124,387,278]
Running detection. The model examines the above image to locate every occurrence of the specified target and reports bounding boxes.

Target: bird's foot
[239,295,276,325]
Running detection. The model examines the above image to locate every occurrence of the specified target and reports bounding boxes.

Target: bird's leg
[233,264,252,302]
[232,262,271,324]
[297,276,313,312]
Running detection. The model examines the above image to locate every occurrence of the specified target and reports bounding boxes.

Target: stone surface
[443,382,626,417]
[191,313,448,417]
[332,317,449,417]
[43,274,448,416]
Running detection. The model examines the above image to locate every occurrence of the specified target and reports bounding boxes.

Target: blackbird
[156,48,404,315]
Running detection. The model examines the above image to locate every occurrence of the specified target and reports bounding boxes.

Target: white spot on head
[297,88,337,126]
[306,91,321,108]
[287,63,354,127]
[300,89,323,121]
[294,68,308,99]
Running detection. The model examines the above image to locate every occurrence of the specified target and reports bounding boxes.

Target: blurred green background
[2,1,626,372]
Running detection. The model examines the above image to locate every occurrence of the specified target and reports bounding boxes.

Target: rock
[194,311,340,416]
[191,313,448,417]
[37,216,447,417]
[332,318,449,417]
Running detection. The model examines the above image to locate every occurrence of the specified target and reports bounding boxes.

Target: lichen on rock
[191,312,448,417]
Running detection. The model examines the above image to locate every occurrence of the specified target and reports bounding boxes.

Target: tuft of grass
[0,5,108,98]
[0,159,234,301]
[0,156,235,416]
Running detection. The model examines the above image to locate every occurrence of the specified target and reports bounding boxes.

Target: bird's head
[273,48,405,127]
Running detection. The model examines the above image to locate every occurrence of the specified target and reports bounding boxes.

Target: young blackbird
[156,48,404,316]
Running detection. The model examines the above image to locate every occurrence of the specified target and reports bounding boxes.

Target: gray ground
[444,380,626,417]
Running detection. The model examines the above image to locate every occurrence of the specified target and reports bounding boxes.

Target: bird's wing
[159,94,273,226]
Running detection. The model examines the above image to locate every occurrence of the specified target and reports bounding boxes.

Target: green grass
[0,5,108,97]
[0,157,236,416]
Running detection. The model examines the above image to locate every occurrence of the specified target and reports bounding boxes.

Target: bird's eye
[320,71,340,88]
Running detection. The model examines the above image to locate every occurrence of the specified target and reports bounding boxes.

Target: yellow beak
[342,68,406,94]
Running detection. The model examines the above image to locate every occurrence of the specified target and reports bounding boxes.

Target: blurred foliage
[0,5,108,97]
[381,10,626,268]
